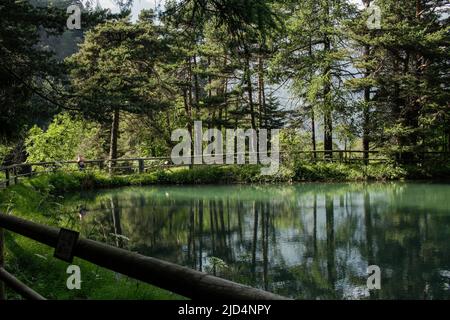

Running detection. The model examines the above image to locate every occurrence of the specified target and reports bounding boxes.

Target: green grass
[4,234,183,300]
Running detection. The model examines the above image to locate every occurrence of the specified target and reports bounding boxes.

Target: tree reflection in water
[63,183,450,299]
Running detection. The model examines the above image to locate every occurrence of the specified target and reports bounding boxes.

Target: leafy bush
[293,161,407,181]
[25,113,103,163]
[364,163,406,180]
[295,162,352,181]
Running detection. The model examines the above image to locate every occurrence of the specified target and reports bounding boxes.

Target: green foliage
[0,0,117,141]
[402,163,450,180]
[66,16,170,121]
[25,113,102,163]
[2,0,449,164]
[346,0,450,152]
[165,0,280,39]
[0,143,14,164]
[364,163,407,181]
[294,162,407,182]
[0,0,65,139]
[206,257,229,276]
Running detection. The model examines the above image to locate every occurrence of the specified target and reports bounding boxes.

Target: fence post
[364,151,369,165]
[13,167,18,185]
[108,159,115,175]
[138,159,145,174]
[0,226,5,300]
[5,169,9,187]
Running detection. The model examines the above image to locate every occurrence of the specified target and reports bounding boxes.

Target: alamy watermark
[367,265,381,290]
[366,3,382,30]
[171,121,280,176]
[67,5,81,30]
[66,265,81,290]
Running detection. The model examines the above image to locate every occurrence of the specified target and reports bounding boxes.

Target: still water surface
[64,183,450,299]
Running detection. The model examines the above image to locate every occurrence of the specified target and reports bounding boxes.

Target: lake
[63,182,450,299]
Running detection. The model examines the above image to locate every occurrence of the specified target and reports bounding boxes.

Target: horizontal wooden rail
[3,151,449,171]
[0,268,46,300]
[0,213,289,300]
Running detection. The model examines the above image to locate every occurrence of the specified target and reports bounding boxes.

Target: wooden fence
[0,151,448,188]
[0,213,289,300]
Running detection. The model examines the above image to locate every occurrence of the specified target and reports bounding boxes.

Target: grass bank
[9,161,447,193]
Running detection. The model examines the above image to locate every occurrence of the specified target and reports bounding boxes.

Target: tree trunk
[245,50,256,129]
[363,84,370,162]
[323,100,333,159]
[193,55,200,107]
[410,0,424,149]
[109,109,120,174]
[258,47,266,128]
[311,108,317,159]
[362,0,372,163]
[308,37,317,159]
[323,2,333,159]
[183,88,194,167]
[188,57,194,118]
[222,50,229,129]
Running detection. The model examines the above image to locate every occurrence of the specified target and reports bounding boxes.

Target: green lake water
[63,183,450,299]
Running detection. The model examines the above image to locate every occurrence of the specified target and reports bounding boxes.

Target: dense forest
[0,0,449,167]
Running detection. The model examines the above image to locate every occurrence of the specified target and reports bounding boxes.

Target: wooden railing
[0,157,175,188]
[0,151,448,188]
[0,213,289,300]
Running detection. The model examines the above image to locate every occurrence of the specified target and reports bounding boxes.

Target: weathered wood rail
[0,213,290,300]
[0,157,174,188]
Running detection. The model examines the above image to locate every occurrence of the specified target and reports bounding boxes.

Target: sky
[98,0,165,20]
